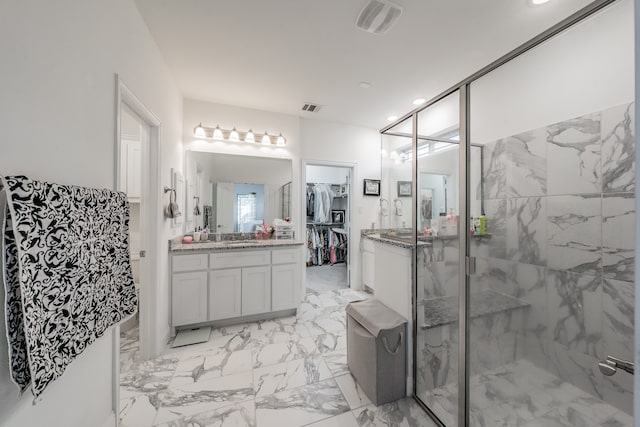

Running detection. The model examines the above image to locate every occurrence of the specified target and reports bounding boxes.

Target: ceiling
[134,0,593,130]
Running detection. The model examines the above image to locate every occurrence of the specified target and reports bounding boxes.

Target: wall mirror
[185,151,292,233]
[380,124,482,231]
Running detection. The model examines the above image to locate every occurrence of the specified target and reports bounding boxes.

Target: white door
[209,268,242,320]
[241,266,271,316]
[272,264,299,311]
[172,271,208,326]
[215,182,234,233]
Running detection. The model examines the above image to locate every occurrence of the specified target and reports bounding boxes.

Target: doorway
[117,104,147,376]
[304,163,353,294]
[113,75,162,423]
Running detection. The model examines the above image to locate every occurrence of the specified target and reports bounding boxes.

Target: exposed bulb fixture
[194,123,206,138]
[261,131,271,145]
[387,115,398,121]
[413,98,426,106]
[212,125,224,140]
[245,129,255,143]
[528,0,550,5]
[229,127,240,142]
[192,124,284,147]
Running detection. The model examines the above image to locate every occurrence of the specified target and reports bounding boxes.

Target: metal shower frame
[379,1,620,425]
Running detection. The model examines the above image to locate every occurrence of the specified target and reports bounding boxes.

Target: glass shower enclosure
[381,0,635,425]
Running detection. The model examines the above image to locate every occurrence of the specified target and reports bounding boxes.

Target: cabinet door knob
[139,250,146,258]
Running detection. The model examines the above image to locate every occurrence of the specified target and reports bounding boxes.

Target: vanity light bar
[193,124,286,146]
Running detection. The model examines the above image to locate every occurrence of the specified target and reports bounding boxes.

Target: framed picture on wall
[363,179,381,196]
[331,210,345,224]
[397,181,412,197]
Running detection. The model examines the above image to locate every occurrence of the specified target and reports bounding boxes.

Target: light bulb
[387,115,398,122]
[276,133,286,146]
[213,125,224,140]
[194,123,206,138]
[261,131,271,145]
[229,127,240,142]
[245,129,255,143]
[413,98,426,106]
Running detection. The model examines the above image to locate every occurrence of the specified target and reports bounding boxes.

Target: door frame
[112,75,162,425]
[301,159,357,293]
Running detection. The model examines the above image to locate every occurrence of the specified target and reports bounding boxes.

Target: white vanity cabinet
[361,238,376,290]
[271,248,301,311]
[171,245,302,328]
[241,266,271,316]
[172,270,208,326]
[209,268,242,320]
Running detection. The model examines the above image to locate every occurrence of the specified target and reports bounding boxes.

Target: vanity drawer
[272,248,299,265]
[210,250,271,269]
[172,254,209,272]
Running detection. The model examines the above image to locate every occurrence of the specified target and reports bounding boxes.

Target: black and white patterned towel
[1,175,137,400]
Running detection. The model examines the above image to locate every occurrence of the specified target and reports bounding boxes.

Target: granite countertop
[361,233,430,249]
[170,238,304,252]
[420,289,529,329]
[361,229,491,249]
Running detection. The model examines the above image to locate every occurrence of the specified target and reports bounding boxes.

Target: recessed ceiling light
[529,0,550,6]
[387,115,398,121]
[359,81,372,89]
[413,98,426,106]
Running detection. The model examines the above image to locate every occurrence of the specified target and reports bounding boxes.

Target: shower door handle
[599,355,634,376]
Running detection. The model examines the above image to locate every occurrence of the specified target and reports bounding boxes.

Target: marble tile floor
[119,288,438,427]
[420,359,633,427]
[306,264,349,294]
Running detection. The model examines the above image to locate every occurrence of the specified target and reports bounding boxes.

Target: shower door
[466,0,635,425]
[414,90,463,426]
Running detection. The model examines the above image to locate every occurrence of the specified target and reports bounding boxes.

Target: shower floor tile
[419,359,633,427]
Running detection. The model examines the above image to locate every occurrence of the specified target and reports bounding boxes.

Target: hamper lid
[346,298,407,337]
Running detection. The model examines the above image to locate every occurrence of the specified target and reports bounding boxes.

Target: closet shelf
[307,222,344,226]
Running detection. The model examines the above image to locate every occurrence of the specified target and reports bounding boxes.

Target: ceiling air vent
[302,103,322,113]
[356,0,402,35]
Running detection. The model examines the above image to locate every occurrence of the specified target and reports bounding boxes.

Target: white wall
[300,119,381,289]
[0,1,183,426]
[471,0,634,144]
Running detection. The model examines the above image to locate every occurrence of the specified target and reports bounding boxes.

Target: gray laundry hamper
[346,298,407,406]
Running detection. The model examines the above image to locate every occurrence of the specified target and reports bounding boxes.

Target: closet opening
[304,163,352,294]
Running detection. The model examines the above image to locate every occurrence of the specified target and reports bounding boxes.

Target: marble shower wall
[474,101,635,414]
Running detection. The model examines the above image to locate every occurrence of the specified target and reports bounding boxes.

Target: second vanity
[170,238,304,330]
